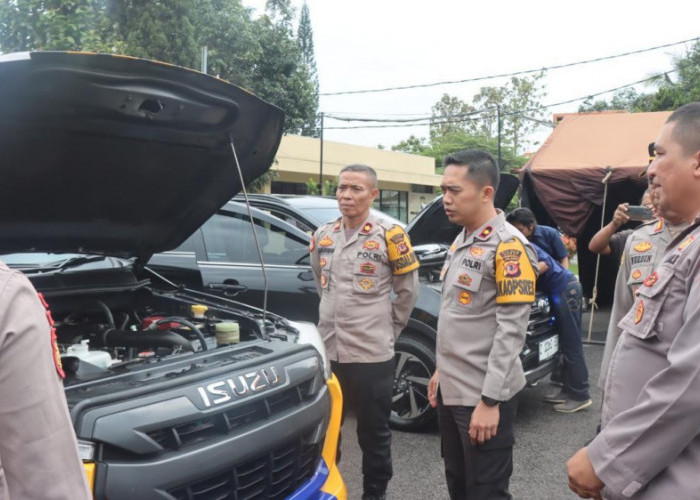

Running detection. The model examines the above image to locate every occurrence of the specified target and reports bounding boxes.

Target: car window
[202,213,309,265]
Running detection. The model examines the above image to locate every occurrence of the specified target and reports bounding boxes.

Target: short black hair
[506,207,536,227]
[443,149,499,192]
[666,102,700,157]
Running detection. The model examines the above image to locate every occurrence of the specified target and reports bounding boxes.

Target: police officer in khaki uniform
[597,209,688,388]
[427,149,538,500]
[567,102,700,499]
[0,261,91,499]
[309,164,419,500]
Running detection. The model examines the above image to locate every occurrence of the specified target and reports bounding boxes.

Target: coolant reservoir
[65,340,112,369]
[215,321,240,346]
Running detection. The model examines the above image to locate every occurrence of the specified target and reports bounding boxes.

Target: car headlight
[537,296,551,315]
[287,320,331,379]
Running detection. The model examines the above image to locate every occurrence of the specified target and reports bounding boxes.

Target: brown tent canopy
[521,110,671,236]
[520,110,671,305]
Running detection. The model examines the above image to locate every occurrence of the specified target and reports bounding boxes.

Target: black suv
[152,190,559,431]
[0,52,345,499]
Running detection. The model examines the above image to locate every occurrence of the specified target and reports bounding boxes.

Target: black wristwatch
[481,395,501,407]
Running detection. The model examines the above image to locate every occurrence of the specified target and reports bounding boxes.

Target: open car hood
[0,52,284,262]
[407,173,520,246]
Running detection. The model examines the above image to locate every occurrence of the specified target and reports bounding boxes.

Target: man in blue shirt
[530,242,591,413]
[508,208,569,268]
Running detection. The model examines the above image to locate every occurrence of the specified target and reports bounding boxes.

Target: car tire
[390,332,437,432]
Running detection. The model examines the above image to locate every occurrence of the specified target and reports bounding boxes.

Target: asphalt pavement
[337,306,612,499]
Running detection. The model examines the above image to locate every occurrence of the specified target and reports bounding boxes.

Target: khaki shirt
[436,212,538,406]
[0,262,91,500]
[588,216,700,499]
[599,219,683,388]
[309,214,419,363]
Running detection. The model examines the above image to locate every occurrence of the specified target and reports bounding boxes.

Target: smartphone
[627,205,653,221]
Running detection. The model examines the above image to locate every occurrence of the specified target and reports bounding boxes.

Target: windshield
[1,253,125,272]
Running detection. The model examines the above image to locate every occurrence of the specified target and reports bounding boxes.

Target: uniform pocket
[620,266,673,340]
[627,264,652,287]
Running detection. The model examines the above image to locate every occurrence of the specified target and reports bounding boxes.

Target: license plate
[538,335,559,362]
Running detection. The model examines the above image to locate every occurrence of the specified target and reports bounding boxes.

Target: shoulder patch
[308,236,316,252]
[495,238,536,304]
[37,292,65,379]
[385,225,419,275]
[360,222,373,235]
[477,225,493,240]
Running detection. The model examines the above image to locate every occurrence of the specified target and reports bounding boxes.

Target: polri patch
[458,291,472,305]
[320,236,334,247]
[360,222,373,235]
[364,240,380,250]
[631,269,642,280]
[678,235,696,252]
[321,273,328,288]
[319,257,327,267]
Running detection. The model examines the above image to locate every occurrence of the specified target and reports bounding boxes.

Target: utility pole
[319,112,324,195]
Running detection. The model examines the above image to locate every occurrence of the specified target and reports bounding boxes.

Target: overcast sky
[243,0,700,151]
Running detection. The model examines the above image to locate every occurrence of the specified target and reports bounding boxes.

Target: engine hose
[103,329,194,352]
[153,317,209,351]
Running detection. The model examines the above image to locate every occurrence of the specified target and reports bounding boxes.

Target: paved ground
[337,306,612,499]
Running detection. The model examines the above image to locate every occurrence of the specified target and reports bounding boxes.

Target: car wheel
[390,333,436,432]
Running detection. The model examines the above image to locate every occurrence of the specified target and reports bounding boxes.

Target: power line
[320,36,699,96]
[322,66,681,130]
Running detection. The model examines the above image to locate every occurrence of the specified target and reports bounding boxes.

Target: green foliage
[429,94,476,142]
[247,169,278,193]
[296,2,319,137]
[0,0,319,136]
[305,177,332,195]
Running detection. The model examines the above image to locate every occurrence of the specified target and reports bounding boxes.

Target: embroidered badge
[319,236,334,247]
[631,269,642,280]
[458,291,472,305]
[634,300,644,324]
[363,240,380,250]
[308,236,315,252]
[360,222,373,234]
[499,248,523,278]
[360,262,377,275]
[358,277,375,291]
[398,243,409,255]
[319,257,327,267]
[643,271,658,287]
[440,265,448,281]
[332,220,342,231]
[457,274,472,286]
[477,226,493,239]
[390,233,405,244]
[633,241,652,253]
[678,235,696,252]
[449,242,457,252]
[470,246,485,257]
[321,273,328,288]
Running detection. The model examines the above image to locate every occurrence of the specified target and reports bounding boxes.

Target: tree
[470,72,547,154]
[107,0,199,68]
[297,1,319,137]
[0,0,122,53]
[429,94,476,142]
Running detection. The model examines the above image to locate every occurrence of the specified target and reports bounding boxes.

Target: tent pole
[587,166,613,342]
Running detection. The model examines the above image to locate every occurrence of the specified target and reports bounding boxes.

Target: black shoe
[363,481,387,500]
